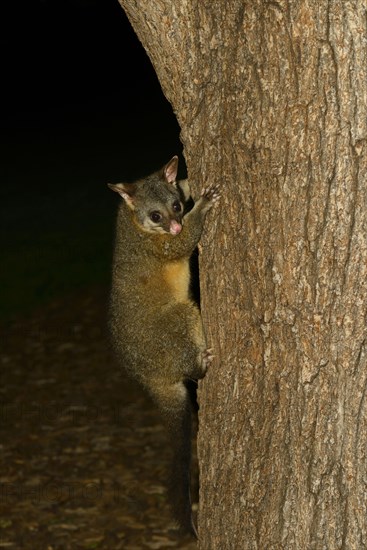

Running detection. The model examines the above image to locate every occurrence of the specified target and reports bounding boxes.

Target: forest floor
[0,286,197,550]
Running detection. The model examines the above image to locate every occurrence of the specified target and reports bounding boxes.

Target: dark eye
[172,200,181,212]
[150,211,162,223]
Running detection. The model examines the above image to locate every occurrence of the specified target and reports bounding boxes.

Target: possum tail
[150,381,197,538]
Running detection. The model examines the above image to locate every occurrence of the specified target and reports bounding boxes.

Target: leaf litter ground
[0,286,197,549]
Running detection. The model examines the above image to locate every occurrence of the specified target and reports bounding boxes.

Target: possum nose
[170,220,182,235]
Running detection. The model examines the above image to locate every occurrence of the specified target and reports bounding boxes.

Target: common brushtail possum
[108,156,219,537]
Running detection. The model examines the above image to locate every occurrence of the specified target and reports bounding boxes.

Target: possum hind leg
[157,301,208,381]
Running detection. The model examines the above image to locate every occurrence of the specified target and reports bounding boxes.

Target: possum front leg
[149,182,221,261]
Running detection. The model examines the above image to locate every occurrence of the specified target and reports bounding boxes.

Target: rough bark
[117,1,367,547]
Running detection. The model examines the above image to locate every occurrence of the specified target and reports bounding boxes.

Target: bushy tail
[151,382,197,538]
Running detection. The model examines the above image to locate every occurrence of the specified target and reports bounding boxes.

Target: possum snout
[170,220,183,235]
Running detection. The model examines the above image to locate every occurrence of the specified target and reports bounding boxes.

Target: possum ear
[108,183,136,209]
[163,155,179,184]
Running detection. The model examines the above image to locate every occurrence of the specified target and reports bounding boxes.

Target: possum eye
[172,200,182,212]
[150,211,162,223]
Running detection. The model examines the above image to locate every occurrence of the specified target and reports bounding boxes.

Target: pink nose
[170,220,182,235]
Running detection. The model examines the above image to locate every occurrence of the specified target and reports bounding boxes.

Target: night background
[1,0,182,317]
[0,1,197,548]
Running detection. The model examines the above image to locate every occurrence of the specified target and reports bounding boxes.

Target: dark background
[1,0,182,317]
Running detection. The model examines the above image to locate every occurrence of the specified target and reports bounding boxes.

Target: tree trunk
[117,1,367,547]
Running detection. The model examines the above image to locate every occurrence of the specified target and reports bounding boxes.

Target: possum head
[108,156,190,235]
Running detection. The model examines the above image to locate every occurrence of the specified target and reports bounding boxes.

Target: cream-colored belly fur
[163,260,190,302]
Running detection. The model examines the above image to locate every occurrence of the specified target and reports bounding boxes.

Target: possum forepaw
[200,183,221,204]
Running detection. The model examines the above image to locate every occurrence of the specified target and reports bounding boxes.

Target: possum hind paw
[201,348,215,372]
